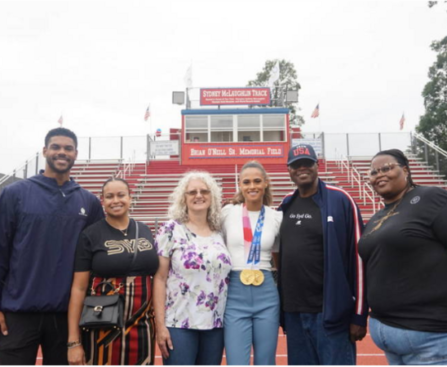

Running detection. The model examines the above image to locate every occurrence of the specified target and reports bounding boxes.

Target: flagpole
[149,107,154,159]
[318,103,322,133]
[150,114,154,141]
[310,103,320,135]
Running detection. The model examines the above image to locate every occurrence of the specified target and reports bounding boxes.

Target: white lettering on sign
[203,91,221,97]
[208,148,227,156]
[252,89,268,97]
[239,148,266,155]
[191,149,206,156]
[267,147,282,155]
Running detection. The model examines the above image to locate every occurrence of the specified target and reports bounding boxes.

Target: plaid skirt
[82,275,155,365]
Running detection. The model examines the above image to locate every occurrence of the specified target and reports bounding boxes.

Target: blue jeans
[224,271,280,365]
[163,327,224,365]
[369,317,447,365]
[284,312,355,365]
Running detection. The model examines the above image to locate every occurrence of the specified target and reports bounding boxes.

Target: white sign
[150,141,179,156]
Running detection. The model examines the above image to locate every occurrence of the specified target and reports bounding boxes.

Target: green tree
[428,1,447,9]
[416,36,447,147]
[415,36,447,176]
[247,59,304,126]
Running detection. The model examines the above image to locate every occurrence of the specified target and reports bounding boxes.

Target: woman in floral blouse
[153,171,232,365]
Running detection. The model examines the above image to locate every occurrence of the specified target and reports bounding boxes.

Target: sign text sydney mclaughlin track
[202,89,269,98]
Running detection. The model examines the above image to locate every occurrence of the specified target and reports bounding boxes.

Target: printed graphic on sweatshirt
[288,212,314,226]
[105,238,153,255]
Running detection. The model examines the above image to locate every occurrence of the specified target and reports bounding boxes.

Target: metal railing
[363,182,382,213]
[414,133,447,158]
[0,152,41,188]
[350,165,364,199]
[116,153,136,180]
[413,133,447,177]
[334,150,380,214]
[334,149,350,178]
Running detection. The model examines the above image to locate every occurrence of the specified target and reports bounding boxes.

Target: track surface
[36,331,387,365]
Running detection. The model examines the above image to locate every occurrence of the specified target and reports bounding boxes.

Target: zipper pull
[60,190,66,197]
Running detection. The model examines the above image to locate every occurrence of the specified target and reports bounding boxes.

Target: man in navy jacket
[0,128,104,365]
[277,144,367,365]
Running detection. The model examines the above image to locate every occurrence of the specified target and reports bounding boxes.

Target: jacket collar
[28,171,80,193]
[279,178,326,211]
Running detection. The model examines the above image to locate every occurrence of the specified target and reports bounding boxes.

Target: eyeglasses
[185,189,211,196]
[369,163,402,176]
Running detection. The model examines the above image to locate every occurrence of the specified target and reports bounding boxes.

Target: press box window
[210,115,233,142]
[185,116,208,142]
[237,115,260,142]
[263,114,286,142]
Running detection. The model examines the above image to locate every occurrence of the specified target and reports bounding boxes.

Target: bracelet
[67,341,82,349]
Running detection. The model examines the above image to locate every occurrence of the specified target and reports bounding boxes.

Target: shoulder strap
[126,219,139,273]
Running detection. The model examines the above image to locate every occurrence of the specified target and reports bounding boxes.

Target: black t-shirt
[359,186,447,332]
[280,195,324,313]
[75,219,159,278]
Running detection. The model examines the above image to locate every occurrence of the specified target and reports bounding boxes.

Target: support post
[346,134,350,158]
[410,132,416,154]
[321,132,326,160]
[146,134,151,164]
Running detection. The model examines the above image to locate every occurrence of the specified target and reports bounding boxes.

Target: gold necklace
[367,187,413,236]
[106,218,130,236]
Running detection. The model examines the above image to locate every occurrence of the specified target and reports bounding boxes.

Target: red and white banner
[200,88,271,106]
[185,144,284,159]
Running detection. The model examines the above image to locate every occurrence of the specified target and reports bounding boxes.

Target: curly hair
[231,160,273,206]
[168,171,222,231]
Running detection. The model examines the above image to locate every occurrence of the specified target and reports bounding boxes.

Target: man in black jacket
[278,144,367,365]
[0,128,104,365]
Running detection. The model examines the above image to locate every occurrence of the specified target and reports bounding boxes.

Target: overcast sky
[0,0,446,173]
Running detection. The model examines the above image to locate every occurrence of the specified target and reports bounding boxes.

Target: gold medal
[240,269,255,285]
[252,270,265,286]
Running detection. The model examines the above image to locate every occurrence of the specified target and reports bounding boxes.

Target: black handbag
[79,281,124,330]
[79,220,139,331]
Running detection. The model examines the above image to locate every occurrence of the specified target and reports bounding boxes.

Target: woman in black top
[67,178,159,365]
[358,149,447,365]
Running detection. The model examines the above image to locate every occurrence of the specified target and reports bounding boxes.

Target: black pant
[0,312,68,365]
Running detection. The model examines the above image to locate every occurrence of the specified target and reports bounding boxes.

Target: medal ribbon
[242,204,265,265]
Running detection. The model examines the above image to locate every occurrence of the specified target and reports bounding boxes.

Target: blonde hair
[231,160,273,206]
[168,171,222,231]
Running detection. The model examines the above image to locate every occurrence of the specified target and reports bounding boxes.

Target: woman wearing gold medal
[221,161,282,365]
